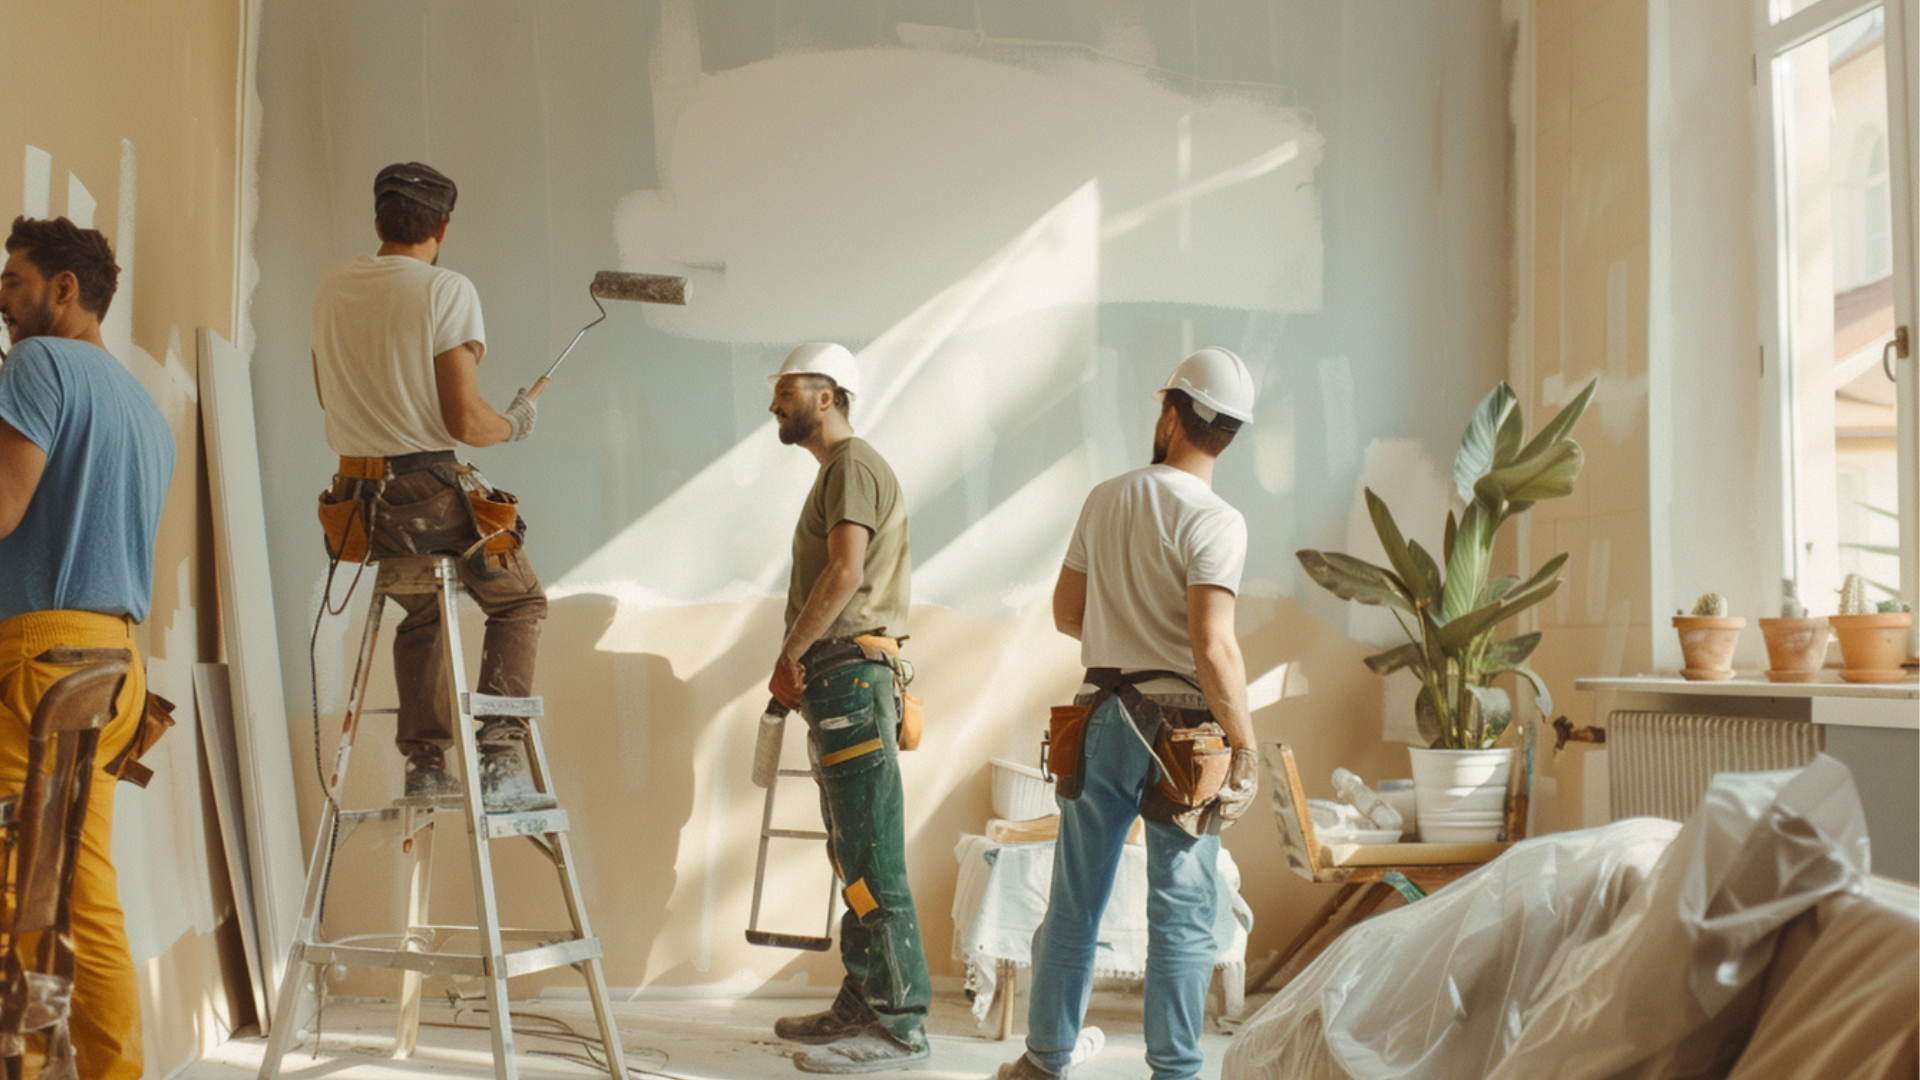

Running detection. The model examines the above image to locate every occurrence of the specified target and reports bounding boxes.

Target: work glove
[504,389,537,441]
[1214,747,1261,830]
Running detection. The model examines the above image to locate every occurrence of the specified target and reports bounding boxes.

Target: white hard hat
[1154,347,1255,430]
[768,342,860,400]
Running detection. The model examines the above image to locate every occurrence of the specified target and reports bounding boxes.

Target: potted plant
[1829,574,1914,683]
[1297,378,1596,843]
[1672,592,1744,681]
[1759,581,1828,683]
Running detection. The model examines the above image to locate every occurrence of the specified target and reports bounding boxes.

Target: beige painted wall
[0,0,249,1070]
[1518,0,1652,834]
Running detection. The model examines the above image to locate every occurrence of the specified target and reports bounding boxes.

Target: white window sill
[1575,675,1918,730]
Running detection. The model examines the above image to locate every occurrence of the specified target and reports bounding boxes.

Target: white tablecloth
[951,832,1253,1022]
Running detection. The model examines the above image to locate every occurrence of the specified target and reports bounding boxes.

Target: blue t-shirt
[0,337,174,622]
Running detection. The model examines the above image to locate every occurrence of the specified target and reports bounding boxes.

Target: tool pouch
[105,691,177,788]
[317,489,372,562]
[1044,704,1091,800]
[847,634,921,752]
[1150,721,1232,809]
[467,487,524,557]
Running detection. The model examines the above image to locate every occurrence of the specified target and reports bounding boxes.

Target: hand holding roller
[526,271,689,401]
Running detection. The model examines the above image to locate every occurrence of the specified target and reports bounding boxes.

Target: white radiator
[1608,711,1824,821]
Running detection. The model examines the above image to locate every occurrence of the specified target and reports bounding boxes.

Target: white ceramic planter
[1408,746,1513,843]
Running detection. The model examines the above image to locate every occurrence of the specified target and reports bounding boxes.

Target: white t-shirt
[311,254,487,456]
[1065,465,1248,676]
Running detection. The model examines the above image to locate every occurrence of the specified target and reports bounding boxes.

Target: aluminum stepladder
[745,700,840,951]
[258,554,625,1080]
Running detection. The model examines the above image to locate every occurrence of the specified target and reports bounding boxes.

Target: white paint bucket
[1408,747,1513,843]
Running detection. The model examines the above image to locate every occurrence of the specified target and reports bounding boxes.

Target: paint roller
[525,270,689,401]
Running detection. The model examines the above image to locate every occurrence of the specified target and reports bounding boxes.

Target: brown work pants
[331,467,547,764]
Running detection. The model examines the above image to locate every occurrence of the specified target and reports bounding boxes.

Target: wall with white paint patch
[248,0,1513,996]
[0,0,251,1069]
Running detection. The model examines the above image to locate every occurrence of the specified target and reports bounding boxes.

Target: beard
[6,296,56,343]
[777,409,819,446]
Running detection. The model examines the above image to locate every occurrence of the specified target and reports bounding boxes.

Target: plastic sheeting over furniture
[1223,755,1919,1080]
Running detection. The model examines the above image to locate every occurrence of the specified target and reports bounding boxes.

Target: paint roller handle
[527,376,552,402]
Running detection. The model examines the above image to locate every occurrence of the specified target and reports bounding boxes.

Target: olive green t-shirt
[787,437,911,640]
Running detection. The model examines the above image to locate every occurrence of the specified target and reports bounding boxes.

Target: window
[1759,0,1916,616]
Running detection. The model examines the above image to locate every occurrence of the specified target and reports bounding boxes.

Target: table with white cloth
[951,832,1253,1038]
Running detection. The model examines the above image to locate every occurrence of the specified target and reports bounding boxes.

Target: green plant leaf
[1366,489,1437,608]
[1454,383,1519,504]
[1475,440,1585,510]
[1364,643,1423,675]
[1466,685,1513,747]
[1415,684,1446,747]
[1297,549,1414,612]
[1513,666,1553,721]
[1407,540,1445,609]
[1483,575,1520,605]
[1481,632,1542,672]
[1441,503,1494,622]
[1495,401,1525,467]
[1443,510,1458,566]
[1514,376,1598,464]
[1437,556,1568,651]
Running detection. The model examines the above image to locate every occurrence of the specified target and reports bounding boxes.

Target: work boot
[477,721,558,813]
[403,753,460,800]
[775,1007,867,1046]
[793,1024,929,1074]
[996,1052,1060,1080]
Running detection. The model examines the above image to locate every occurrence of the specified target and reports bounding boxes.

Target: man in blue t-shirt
[0,215,173,1080]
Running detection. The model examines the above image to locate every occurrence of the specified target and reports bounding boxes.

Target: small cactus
[1838,574,1873,616]
[1691,592,1728,617]
[1780,579,1807,619]
[1878,599,1912,614]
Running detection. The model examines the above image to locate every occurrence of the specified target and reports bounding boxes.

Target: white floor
[187,989,1265,1080]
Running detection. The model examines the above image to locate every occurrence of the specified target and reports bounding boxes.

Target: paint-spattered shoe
[403,756,460,800]
[996,1052,1061,1080]
[478,739,558,813]
[775,1007,866,1045]
[793,1025,930,1073]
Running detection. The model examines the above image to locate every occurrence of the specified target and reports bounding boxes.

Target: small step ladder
[258,555,624,1080]
[745,702,839,951]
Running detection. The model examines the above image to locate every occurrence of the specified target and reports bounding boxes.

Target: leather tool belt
[1044,668,1230,813]
[801,634,923,751]
[318,451,524,566]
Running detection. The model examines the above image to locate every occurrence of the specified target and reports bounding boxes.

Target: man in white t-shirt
[310,162,551,812]
[1000,349,1263,1080]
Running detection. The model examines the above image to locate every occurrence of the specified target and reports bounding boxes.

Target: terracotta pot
[1673,615,1745,680]
[1758,617,1831,682]
[1828,612,1914,683]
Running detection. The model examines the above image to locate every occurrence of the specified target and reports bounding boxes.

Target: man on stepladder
[0,216,173,1080]
[310,162,551,813]
[999,349,1264,1080]
[766,343,932,1073]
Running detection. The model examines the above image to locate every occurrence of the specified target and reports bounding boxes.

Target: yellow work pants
[0,611,144,1080]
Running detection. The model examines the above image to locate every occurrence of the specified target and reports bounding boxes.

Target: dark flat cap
[374,162,457,215]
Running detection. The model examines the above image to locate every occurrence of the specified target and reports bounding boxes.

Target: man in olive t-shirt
[764,342,930,1074]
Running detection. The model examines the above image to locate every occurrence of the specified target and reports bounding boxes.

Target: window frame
[1754,0,1919,625]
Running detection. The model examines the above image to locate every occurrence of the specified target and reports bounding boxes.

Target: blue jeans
[1025,693,1220,1080]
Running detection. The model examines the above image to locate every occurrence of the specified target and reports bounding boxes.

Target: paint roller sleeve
[591,270,689,305]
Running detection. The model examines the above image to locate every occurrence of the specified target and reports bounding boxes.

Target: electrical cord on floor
[422,1002,693,1080]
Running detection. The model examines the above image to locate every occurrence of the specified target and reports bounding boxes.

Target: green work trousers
[802,661,931,1046]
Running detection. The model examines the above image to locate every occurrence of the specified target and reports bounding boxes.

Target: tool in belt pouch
[107,692,177,788]
[317,456,385,562]
[802,635,922,751]
[1045,669,1231,810]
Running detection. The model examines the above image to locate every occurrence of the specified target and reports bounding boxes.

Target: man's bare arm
[433,342,513,446]
[782,521,871,663]
[1053,565,1088,641]
[0,419,48,539]
[1188,584,1255,750]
